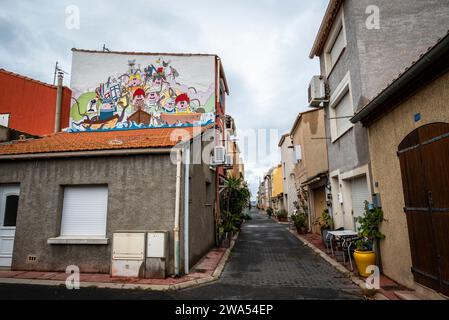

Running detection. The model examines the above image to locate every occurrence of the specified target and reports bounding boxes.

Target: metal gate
[397,122,449,296]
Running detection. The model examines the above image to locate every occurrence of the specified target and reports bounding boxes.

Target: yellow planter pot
[353,250,376,277]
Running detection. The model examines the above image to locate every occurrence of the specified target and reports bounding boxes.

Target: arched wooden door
[398,122,449,296]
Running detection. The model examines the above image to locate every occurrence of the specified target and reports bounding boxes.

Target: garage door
[351,175,371,230]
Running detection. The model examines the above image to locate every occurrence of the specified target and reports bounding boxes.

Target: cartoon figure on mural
[69,57,215,131]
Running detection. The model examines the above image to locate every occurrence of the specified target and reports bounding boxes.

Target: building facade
[290,109,328,232]
[0,69,72,136]
[271,164,284,212]
[352,33,449,297]
[278,134,298,216]
[309,0,449,231]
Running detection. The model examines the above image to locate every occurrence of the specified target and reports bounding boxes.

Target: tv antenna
[53,61,69,85]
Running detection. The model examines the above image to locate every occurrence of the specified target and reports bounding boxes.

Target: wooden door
[398,122,449,296]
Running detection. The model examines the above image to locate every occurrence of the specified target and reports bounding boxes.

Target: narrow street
[0,209,363,300]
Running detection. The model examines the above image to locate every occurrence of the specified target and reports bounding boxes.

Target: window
[329,72,354,141]
[0,114,9,127]
[324,9,346,75]
[334,90,353,137]
[3,195,18,227]
[60,186,108,237]
[294,145,302,162]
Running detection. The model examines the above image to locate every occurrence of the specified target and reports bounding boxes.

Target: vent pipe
[54,71,64,133]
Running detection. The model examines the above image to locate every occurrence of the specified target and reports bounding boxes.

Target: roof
[309,0,344,58]
[278,133,291,147]
[351,29,449,125]
[72,48,230,95]
[0,68,69,90]
[289,108,321,136]
[0,126,212,156]
[72,48,217,57]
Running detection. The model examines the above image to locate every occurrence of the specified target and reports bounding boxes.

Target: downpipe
[174,148,182,276]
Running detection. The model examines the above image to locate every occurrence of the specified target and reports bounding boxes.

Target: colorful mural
[69,56,215,131]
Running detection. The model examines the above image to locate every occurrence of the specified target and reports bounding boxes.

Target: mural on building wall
[69,57,215,131]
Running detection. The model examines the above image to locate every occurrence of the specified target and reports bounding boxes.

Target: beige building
[352,33,449,298]
[290,108,329,233]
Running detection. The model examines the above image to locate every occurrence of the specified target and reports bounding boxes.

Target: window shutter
[334,91,353,136]
[330,27,345,67]
[294,145,302,162]
[60,186,108,236]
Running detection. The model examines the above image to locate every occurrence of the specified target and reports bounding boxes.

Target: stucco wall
[368,70,449,289]
[291,109,328,185]
[0,154,181,274]
[188,160,216,268]
[321,0,449,175]
[280,138,299,215]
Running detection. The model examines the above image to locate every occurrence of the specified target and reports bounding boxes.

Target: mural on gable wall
[69,57,215,131]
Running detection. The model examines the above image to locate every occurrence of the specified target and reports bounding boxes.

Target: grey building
[309,0,449,230]
[0,126,216,277]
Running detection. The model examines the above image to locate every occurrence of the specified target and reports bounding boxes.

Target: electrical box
[338,192,343,204]
[111,232,145,278]
[146,232,167,258]
[145,231,168,279]
[112,232,145,260]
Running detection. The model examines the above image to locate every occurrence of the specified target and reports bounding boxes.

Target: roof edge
[309,0,343,58]
[72,48,218,57]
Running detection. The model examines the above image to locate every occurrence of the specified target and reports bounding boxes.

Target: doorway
[398,122,449,296]
[0,184,20,268]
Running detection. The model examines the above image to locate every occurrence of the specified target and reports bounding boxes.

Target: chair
[342,236,361,271]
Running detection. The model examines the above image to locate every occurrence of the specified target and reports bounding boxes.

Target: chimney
[54,71,64,133]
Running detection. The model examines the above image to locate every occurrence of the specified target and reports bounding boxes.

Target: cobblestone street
[0,209,363,300]
[174,209,363,300]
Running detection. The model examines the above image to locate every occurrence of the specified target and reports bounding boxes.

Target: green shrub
[276,210,288,219]
[291,213,307,228]
[266,207,273,217]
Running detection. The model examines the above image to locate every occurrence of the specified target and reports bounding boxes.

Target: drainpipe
[174,148,182,276]
[184,144,190,274]
[54,71,63,133]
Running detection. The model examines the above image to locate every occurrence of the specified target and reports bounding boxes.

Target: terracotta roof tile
[0,126,212,156]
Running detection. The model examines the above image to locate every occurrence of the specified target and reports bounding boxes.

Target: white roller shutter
[334,90,353,136]
[60,186,108,236]
[351,176,371,228]
[330,27,346,67]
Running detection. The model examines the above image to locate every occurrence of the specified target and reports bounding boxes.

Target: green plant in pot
[353,201,385,277]
[291,213,307,234]
[313,209,333,239]
[266,207,273,217]
[276,209,288,222]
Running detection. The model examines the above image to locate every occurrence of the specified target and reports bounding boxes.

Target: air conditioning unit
[224,154,233,167]
[213,145,226,165]
[308,75,327,106]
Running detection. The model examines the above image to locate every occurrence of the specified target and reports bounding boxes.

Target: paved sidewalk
[0,245,230,290]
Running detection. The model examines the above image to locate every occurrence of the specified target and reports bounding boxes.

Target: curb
[0,232,240,291]
[288,229,388,300]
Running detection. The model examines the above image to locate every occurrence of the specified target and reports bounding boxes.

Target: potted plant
[276,209,288,222]
[353,202,385,277]
[266,207,273,217]
[291,213,307,234]
[313,209,333,240]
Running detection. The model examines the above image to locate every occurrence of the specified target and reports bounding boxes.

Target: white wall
[279,137,298,215]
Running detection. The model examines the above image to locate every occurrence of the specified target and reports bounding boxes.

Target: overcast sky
[0,0,327,199]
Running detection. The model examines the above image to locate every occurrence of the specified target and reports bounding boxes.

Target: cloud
[0,0,328,198]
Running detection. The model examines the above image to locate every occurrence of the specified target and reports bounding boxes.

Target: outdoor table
[326,230,358,258]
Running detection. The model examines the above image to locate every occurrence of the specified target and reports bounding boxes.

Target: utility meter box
[111,232,145,278]
[145,231,168,279]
